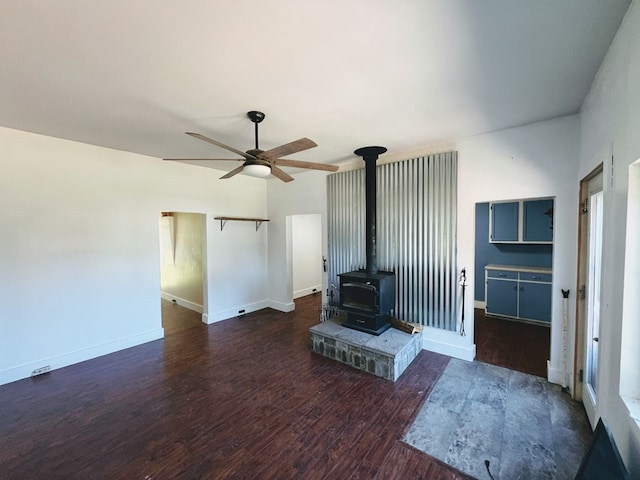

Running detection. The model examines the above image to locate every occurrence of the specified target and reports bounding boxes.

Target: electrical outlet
[31,365,51,377]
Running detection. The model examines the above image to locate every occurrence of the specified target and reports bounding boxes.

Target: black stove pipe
[354,146,387,275]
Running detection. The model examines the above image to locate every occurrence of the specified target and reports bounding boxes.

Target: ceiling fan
[164,111,339,182]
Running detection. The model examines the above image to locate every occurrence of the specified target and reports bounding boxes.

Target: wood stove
[339,146,396,335]
[339,270,396,334]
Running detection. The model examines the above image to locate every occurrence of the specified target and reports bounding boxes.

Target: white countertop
[485,264,552,274]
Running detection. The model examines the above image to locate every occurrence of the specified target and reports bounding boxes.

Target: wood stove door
[341,282,378,313]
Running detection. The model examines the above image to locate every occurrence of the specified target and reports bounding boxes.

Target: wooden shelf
[214,216,270,231]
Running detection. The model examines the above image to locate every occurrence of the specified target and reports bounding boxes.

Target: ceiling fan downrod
[247,110,265,150]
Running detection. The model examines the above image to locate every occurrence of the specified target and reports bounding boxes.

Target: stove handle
[342,282,378,293]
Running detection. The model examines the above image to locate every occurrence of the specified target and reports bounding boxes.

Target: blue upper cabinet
[490,197,554,244]
[490,202,519,242]
[523,199,554,242]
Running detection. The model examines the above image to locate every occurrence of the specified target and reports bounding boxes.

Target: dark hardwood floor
[474,308,550,378]
[161,298,203,334]
[0,294,472,480]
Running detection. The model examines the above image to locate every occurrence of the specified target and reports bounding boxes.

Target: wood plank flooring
[474,308,550,378]
[0,295,473,480]
[161,298,203,334]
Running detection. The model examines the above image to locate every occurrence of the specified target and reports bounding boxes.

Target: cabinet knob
[513,285,518,291]
[520,286,524,291]
[532,275,540,280]
[499,273,506,277]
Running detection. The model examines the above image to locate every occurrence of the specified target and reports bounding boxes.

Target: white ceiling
[0,0,631,175]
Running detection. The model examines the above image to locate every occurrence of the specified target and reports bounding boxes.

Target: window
[620,158,640,426]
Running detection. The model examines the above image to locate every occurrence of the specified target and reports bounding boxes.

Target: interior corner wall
[456,114,580,382]
[576,0,640,473]
[0,126,268,386]
[266,170,330,311]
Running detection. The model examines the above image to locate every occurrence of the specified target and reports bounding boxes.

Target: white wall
[206,214,269,323]
[0,126,268,385]
[576,0,640,472]
[456,115,580,376]
[267,170,330,311]
[160,212,204,312]
[291,214,322,299]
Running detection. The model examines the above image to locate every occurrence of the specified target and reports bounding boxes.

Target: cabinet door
[523,199,553,242]
[518,282,552,322]
[490,202,519,242]
[486,279,518,317]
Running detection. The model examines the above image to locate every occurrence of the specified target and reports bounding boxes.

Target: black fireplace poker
[353,146,387,275]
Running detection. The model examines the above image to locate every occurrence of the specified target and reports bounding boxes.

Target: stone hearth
[310,313,422,381]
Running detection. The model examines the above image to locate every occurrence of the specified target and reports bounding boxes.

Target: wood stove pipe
[354,146,387,275]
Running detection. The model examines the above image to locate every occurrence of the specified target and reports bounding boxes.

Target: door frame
[573,163,603,409]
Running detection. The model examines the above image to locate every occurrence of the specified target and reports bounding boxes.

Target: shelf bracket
[219,219,227,231]
[255,221,263,231]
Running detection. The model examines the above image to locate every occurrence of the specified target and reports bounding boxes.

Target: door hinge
[581,199,589,214]
[579,369,584,383]
[579,285,586,300]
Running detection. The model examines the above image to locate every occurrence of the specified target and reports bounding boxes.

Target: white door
[575,167,604,426]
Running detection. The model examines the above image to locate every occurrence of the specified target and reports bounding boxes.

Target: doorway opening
[473,198,554,378]
[159,212,207,334]
[290,213,323,301]
[574,164,604,426]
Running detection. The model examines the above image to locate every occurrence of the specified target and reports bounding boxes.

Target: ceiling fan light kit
[243,163,271,178]
[163,110,338,182]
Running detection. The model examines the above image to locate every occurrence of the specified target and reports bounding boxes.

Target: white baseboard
[547,360,566,386]
[293,285,322,299]
[161,291,204,313]
[204,300,269,324]
[267,300,296,312]
[474,300,486,309]
[421,327,476,362]
[0,328,164,387]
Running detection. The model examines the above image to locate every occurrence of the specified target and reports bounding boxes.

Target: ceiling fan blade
[272,159,339,172]
[220,165,246,179]
[163,158,245,162]
[185,132,256,160]
[259,138,317,159]
[270,165,294,182]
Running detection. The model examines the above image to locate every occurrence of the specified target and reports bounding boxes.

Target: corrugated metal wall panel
[327,152,458,331]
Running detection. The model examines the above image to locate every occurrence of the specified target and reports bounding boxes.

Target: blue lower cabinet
[518,282,552,322]
[486,279,518,317]
[485,266,552,324]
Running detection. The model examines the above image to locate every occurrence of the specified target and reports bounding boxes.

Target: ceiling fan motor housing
[244,157,270,168]
[246,148,265,158]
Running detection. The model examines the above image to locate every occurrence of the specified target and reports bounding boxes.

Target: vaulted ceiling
[0,0,631,173]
